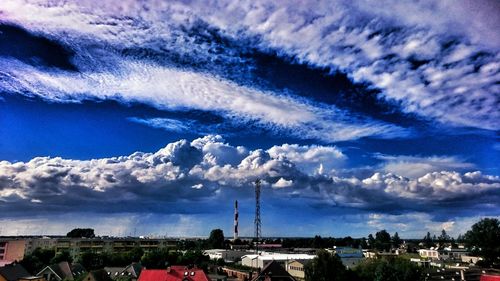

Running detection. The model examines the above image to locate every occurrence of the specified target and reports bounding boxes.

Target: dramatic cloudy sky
[0,0,499,238]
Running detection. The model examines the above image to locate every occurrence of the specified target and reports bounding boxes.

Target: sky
[0,0,499,238]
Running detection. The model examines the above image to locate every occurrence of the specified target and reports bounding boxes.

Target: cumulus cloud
[0,136,498,219]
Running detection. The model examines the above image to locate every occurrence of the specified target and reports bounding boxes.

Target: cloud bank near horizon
[0,136,498,236]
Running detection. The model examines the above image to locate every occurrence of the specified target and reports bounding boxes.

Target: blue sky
[0,0,499,238]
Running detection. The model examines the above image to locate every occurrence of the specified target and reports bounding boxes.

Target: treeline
[19,246,210,275]
[305,250,423,281]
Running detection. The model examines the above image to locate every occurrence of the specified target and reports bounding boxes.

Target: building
[286,260,310,281]
[241,252,315,269]
[104,263,142,281]
[332,247,364,269]
[203,250,248,263]
[439,247,469,261]
[418,249,439,260]
[0,240,27,266]
[461,255,483,264]
[81,269,113,281]
[221,267,252,281]
[0,237,178,261]
[37,261,74,281]
[251,261,296,281]
[138,266,210,281]
[0,263,43,281]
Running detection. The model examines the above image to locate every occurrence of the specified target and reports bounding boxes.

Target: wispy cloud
[0,57,406,142]
[375,154,475,178]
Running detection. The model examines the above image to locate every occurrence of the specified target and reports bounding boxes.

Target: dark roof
[252,261,296,281]
[89,269,114,281]
[0,263,31,281]
[38,261,73,280]
[125,262,143,277]
[71,263,87,276]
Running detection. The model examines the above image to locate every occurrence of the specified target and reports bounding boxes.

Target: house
[81,270,113,281]
[241,253,315,269]
[286,260,310,281]
[251,261,296,281]
[0,263,44,281]
[332,247,364,269]
[203,250,248,263]
[418,249,439,260]
[137,266,210,281]
[37,261,74,281]
[104,263,142,281]
[70,264,86,279]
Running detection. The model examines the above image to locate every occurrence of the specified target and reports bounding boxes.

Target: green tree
[50,250,73,264]
[128,247,144,262]
[356,258,422,281]
[464,218,500,266]
[368,234,375,249]
[20,248,56,274]
[360,237,368,249]
[312,235,325,249]
[208,229,225,249]
[374,230,391,252]
[140,249,168,269]
[67,228,95,238]
[423,232,433,248]
[392,232,402,248]
[437,229,450,245]
[305,250,347,281]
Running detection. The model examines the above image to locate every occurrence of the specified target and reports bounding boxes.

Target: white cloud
[377,154,475,178]
[272,178,293,188]
[0,57,405,142]
[0,136,498,219]
[1,0,498,133]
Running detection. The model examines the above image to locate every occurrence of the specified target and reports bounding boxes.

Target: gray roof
[0,263,31,281]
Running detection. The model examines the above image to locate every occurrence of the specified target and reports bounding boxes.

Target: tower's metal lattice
[254,179,262,254]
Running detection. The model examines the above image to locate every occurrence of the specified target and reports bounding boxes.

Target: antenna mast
[254,179,262,254]
[234,200,239,240]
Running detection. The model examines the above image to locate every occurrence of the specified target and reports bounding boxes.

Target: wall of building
[0,240,27,262]
[286,261,305,280]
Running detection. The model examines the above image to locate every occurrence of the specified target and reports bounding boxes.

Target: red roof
[481,275,500,281]
[138,267,210,281]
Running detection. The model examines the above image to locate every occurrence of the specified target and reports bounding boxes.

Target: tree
[207,229,225,249]
[305,250,347,281]
[129,247,144,262]
[140,249,168,269]
[50,250,73,264]
[392,232,402,248]
[464,218,500,266]
[356,258,422,281]
[20,248,56,274]
[360,237,368,249]
[438,229,450,245]
[374,230,391,252]
[368,234,375,249]
[312,235,325,249]
[67,228,95,238]
[423,232,433,248]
